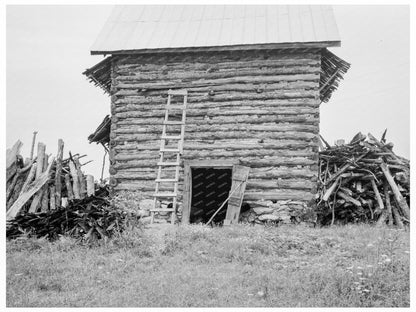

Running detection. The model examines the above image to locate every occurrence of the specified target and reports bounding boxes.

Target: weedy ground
[6,223,410,307]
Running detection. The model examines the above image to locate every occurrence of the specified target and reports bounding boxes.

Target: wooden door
[224,165,250,225]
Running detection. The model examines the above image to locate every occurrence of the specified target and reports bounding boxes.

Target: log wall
[108,49,321,223]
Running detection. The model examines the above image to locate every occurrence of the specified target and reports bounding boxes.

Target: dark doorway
[189,167,232,224]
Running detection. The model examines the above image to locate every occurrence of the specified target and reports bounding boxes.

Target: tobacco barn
[84,5,350,225]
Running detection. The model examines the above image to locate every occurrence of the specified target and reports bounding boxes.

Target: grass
[6,223,410,307]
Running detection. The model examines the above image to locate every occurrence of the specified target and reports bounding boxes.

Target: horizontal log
[114,87,318,100]
[115,53,320,71]
[249,167,318,179]
[115,148,315,161]
[247,179,315,190]
[112,130,318,143]
[113,98,321,110]
[114,139,319,151]
[114,102,320,115]
[113,156,317,170]
[244,190,315,201]
[112,175,315,192]
[115,105,317,119]
[113,123,318,135]
[115,114,319,126]
[115,68,320,85]
[115,56,320,73]
[111,165,316,179]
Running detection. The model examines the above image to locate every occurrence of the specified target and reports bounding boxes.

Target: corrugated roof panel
[322,6,340,41]
[299,7,316,42]
[265,6,279,43]
[310,6,329,42]
[254,8,268,44]
[277,6,291,43]
[288,6,304,42]
[90,5,341,54]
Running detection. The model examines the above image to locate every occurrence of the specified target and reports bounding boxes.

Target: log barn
[84,5,350,225]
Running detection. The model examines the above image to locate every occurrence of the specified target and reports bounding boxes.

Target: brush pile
[6,186,121,240]
[316,131,410,226]
[6,136,97,222]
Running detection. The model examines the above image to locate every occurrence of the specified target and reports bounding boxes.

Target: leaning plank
[49,185,56,210]
[6,159,54,221]
[380,161,410,219]
[69,160,81,199]
[86,175,95,196]
[384,181,393,225]
[391,199,404,229]
[6,172,20,203]
[29,151,47,213]
[55,139,64,208]
[64,174,74,201]
[323,178,340,201]
[6,140,23,170]
[41,186,49,212]
[19,163,37,196]
[370,179,384,210]
[74,156,87,198]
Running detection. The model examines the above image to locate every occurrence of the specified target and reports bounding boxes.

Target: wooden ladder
[151,89,188,224]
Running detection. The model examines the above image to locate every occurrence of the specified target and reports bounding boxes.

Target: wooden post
[391,201,404,228]
[64,174,74,201]
[55,139,64,208]
[74,156,87,198]
[41,187,49,212]
[30,131,38,160]
[61,197,68,208]
[68,161,80,199]
[86,175,95,196]
[40,155,50,212]
[6,140,23,170]
[384,181,393,225]
[380,161,410,219]
[34,143,46,178]
[49,185,56,210]
[29,143,46,213]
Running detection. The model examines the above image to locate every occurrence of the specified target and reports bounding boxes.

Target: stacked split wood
[108,49,322,220]
[6,138,96,221]
[316,132,410,226]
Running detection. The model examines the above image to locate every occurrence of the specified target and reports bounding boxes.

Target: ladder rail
[152,90,187,225]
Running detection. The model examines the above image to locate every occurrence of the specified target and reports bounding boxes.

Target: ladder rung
[164,121,184,125]
[166,105,186,110]
[161,135,182,140]
[160,148,180,152]
[168,89,187,96]
[155,178,178,182]
[157,162,180,166]
[153,192,178,197]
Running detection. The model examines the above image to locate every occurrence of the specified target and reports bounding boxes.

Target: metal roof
[91,5,340,54]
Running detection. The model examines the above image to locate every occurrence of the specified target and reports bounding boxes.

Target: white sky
[6,5,410,180]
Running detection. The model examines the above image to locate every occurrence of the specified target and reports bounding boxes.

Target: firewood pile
[6,186,117,240]
[6,135,97,222]
[316,131,410,227]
